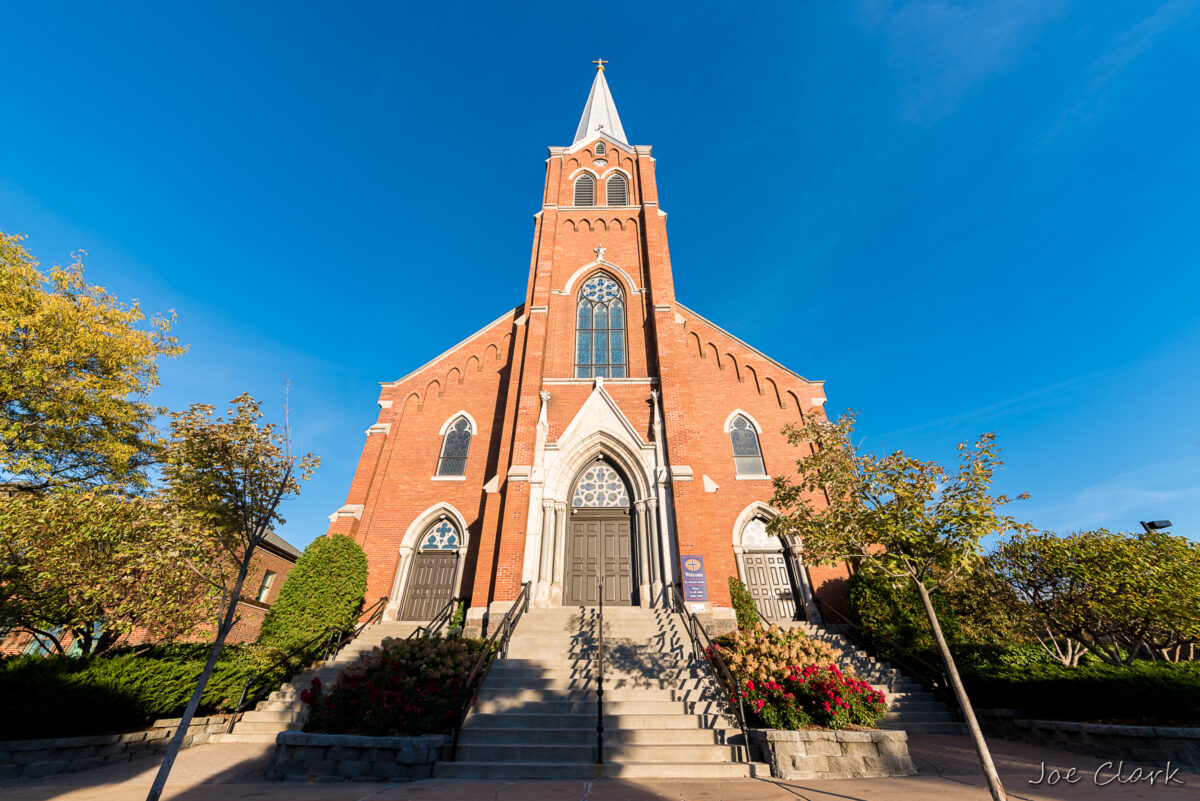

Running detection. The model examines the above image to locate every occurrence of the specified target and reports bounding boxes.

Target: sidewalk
[1,733,1193,800]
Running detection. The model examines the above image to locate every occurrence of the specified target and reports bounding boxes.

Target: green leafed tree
[145,393,318,801]
[768,412,1030,801]
[0,232,184,492]
[257,534,368,652]
[0,490,222,655]
[990,529,1200,666]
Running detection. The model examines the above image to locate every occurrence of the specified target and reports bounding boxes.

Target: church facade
[326,65,850,633]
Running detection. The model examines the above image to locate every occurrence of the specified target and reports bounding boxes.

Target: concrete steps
[434,606,762,780]
[208,620,421,744]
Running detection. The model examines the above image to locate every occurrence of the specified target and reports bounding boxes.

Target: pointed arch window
[436,416,473,476]
[729,415,766,476]
[572,463,630,507]
[574,174,595,206]
[594,141,606,156]
[606,174,627,206]
[575,274,626,378]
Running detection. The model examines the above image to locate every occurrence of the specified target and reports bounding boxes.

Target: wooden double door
[564,509,633,606]
[742,550,802,621]
[400,551,457,621]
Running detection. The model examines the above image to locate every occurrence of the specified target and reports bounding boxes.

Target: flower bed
[301,636,489,737]
[714,625,888,731]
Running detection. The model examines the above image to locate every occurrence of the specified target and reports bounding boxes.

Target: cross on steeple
[592,58,608,72]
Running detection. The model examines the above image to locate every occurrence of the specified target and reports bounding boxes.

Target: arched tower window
[436,416,472,476]
[575,274,626,378]
[594,141,606,156]
[729,415,766,476]
[606,174,627,206]
[574,174,595,206]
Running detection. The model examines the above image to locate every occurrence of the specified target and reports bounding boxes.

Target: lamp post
[1139,520,1173,534]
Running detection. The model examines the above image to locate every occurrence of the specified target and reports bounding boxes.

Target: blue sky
[3,2,1198,549]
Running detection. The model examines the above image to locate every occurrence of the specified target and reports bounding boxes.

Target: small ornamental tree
[145,393,318,801]
[257,534,368,652]
[769,412,1030,801]
[990,529,1200,666]
[0,232,183,492]
[0,491,220,655]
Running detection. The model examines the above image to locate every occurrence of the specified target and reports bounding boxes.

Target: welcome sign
[680,554,708,602]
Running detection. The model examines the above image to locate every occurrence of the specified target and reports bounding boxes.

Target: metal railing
[448,581,531,761]
[596,575,605,764]
[225,595,388,734]
[407,596,464,640]
[668,584,749,761]
[813,596,959,712]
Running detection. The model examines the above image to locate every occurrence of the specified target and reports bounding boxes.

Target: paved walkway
[1,734,1194,800]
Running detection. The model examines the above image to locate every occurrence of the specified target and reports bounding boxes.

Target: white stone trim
[542,377,657,385]
[560,261,641,295]
[566,166,602,181]
[507,465,532,481]
[378,400,393,409]
[735,474,773,481]
[723,409,763,434]
[670,465,694,481]
[365,423,391,436]
[438,411,479,435]
[430,475,466,482]
[702,474,719,493]
[483,475,499,494]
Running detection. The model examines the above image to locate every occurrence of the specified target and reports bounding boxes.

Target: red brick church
[326,64,849,634]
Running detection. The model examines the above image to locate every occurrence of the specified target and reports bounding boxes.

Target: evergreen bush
[257,534,368,652]
[727,576,760,630]
[846,564,961,657]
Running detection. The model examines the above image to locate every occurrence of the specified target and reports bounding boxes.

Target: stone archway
[732,503,818,623]
[563,460,635,606]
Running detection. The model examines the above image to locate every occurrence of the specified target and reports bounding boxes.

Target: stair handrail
[813,596,959,711]
[224,595,388,734]
[407,596,464,640]
[596,574,604,765]
[668,584,750,762]
[448,581,532,761]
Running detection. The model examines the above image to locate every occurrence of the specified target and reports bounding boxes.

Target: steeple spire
[573,60,628,146]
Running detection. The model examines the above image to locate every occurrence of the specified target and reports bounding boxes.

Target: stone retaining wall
[0,715,229,781]
[749,729,915,780]
[265,731,447,782]
[978,710,1200,770]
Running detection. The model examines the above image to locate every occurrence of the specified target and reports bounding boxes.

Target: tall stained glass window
[730,415,766,476]
[436,417,472,476]
[575,274,626,378]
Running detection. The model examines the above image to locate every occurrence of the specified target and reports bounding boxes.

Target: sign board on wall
[680,554,708,602]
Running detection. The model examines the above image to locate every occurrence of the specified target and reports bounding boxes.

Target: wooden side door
[743,551,798,621]
[400,551,457,621]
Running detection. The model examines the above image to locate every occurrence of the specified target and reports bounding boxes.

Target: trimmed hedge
[959,659,1200,724]
[727,576,759,631]
[257,534,368,651]
[0,644,287,741]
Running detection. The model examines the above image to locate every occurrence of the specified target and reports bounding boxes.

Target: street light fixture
[1139,520,1173,533]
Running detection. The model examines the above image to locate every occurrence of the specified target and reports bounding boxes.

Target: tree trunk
[913,578,1006,801]
[145,555,254,801]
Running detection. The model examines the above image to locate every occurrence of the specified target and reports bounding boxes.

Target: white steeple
[573,60,628,146]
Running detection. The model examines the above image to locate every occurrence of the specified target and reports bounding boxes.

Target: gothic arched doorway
[564,460,634,605]
[737,515,808,622]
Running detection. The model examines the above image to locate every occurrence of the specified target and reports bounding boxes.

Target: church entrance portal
[399,517,461,621]
[563,461,634,606]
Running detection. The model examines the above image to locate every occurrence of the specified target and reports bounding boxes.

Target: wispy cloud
[857,0,1069,121]
[1043,0,1200,142]
[1021,457,1200,535]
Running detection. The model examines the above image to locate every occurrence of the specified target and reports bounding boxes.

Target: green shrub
[0,644,274,740]
[303,636,490,736]
[959,659,1200,724]
[257,534,368,651]
[727,576,760,631]
[846,565,961,658]
[738,664,888,730]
